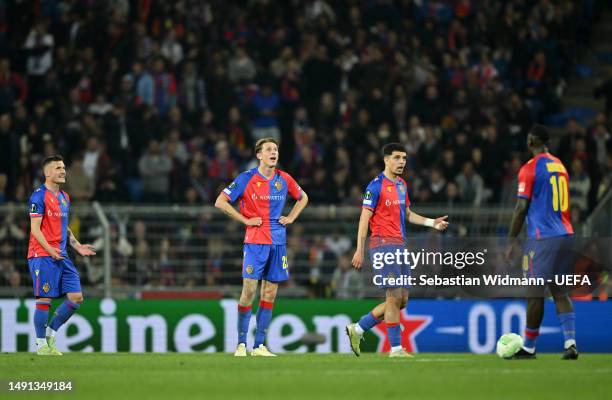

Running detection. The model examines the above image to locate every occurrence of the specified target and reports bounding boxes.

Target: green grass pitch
[2,353,610,399]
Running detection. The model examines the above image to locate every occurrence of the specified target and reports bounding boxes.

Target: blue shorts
[523,236,574,281]
[28,257,82,298]
[370,245,411,289]
[243,244,289,282]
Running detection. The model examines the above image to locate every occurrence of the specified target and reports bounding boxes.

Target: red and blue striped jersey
[28,186,71,259]
[222,168,302,244]
[362,173,410,242]
[517,152,574,239]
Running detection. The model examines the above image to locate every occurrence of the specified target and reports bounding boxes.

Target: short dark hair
[41,154,63,170]
[529,124,550,146]
[382,143,407,157]
[255,137,279,154]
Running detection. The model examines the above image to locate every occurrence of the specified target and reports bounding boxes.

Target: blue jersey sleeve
[362,179,381,211]
[29,189,45,218]
[222,172,251,203]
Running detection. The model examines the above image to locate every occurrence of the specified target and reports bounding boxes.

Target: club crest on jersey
[257,182,262,188]
[246,265,254,274]
[61,198,67,206]
[274,181,282,191]
[42,283,50,293]
[387,186,392,192]
[398,185,405,194]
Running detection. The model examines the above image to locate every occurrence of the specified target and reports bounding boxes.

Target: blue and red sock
[34,301,51,339]
[237,304,252,345]
[254,300,274,348]
[49,300,80,331]
[558,312,576,347]
[387,322,401,348]
[524,327,539,350]
[358,312,382,333]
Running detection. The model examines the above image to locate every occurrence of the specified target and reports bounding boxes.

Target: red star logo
[371,310,432,353]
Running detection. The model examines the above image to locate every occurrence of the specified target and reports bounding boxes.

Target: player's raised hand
[76,244,97,257]
[245,217,262,227]
[434,215,449,231]
[351,249,364,270]
[279,216,294,226]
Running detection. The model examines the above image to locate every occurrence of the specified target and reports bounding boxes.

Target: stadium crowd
[0,0,611,292]
[0,0,608,212]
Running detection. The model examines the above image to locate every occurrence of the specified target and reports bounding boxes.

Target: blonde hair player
[215,138,308,356]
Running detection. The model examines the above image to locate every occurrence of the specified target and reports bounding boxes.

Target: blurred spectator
[558,118,594,166]
[226,106,252,159]
[82,136,101,180]
[139,139,172,202]
[324,230,351,259]
[250,83,280,141]
[0,114,19,191]
[228,46,256,85]
[472,53,498,88]
[428,168,447,204]
[594,69,612,116]
[0,213,26,244]
[330,254,363,299]
[591,124,611,172]
[64,154,94,202]
[0,258,20,288]
[151,58,177,116]
[445,181,462,206]
[208,141,238,184]
[569,159,591,212]
[129,61,154,107]
[178,61,207,116]
[0,58,28,113]
[160,30,184,67]
[455,162,485,206]
[23,22,54,100]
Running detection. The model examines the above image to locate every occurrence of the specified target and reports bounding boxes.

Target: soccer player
[215,138,308,357]
[28,155,97,355]
[346,143,449,358]
[506,125,578,360]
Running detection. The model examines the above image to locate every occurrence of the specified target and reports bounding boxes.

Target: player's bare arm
[279,191,308,226]
[505,197,530,261]
[215,193,262,226]
[406,208,449,231]
[352,208,373,269]
[67,228,97,256]
[30,216,63,260]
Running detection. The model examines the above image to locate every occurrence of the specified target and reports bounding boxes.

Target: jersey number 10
[549,175,568,212]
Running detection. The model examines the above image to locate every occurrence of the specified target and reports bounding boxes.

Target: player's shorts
[242,244,289,282]
[28,257,82,298]
[370,244,411,289]
[523,235,575,283]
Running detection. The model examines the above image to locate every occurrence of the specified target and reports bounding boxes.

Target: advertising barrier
[1,299,610,353]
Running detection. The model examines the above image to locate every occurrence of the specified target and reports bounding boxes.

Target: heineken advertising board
[1,299,611,353]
